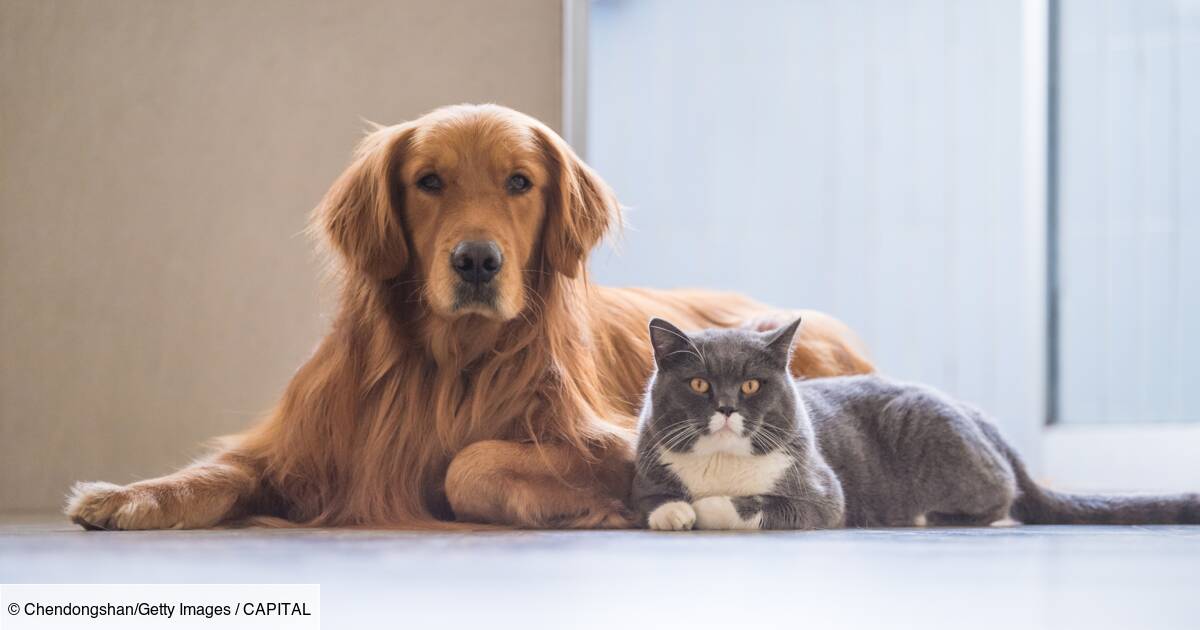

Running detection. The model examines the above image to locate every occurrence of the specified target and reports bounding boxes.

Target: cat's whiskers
[750,429,781,453]
[754,424,796,455]
[663,429,699,452]
[633,422,700,470]
[636,420,697,471]
[657,422,701,454]
[768,427,799,455]
[644,424,689,456]
[657,425,697,452]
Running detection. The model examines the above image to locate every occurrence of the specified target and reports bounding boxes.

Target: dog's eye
[417,173,443,192]
[506,174,532,194]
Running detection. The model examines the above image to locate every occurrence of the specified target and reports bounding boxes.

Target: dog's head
[315,104,618,321]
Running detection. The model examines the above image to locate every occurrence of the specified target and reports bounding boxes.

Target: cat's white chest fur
[658,447,792,498]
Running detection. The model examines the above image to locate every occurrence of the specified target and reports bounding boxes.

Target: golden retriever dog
[66,104,873,530]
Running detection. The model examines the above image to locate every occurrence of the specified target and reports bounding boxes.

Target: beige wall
[0,0,563,511]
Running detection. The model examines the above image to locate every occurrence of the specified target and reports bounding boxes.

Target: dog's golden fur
[66,105,873,530]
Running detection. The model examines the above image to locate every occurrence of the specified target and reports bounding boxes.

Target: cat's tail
[978,421,1200,525]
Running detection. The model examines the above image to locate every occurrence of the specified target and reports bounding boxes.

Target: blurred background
[586,0,1199,493]
[1,0,1197,514]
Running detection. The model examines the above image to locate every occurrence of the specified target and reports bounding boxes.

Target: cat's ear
[648,318,693,367]
[762,317,803,367]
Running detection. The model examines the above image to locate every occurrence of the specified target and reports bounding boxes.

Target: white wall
[0,0,565,512]
[587,0,1047,461]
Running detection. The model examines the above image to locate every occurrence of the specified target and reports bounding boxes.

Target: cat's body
[633,319,1200,531]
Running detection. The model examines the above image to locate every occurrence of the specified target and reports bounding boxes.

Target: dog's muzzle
[451,240,502,308]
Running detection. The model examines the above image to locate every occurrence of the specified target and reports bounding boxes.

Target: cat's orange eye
[741,379,761,395]
[690,378,710,394]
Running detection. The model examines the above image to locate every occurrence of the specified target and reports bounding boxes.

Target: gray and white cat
[632,317,1200,530]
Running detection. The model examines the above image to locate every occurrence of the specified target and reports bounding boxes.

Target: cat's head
[643,317,803,456]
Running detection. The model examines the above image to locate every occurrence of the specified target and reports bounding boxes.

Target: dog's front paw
[647,501,696,531]
[65,481,176,531]
[553,498,635,529]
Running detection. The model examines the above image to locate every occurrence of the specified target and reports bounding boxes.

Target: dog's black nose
[451,240,503,285]
[717,406,737,417]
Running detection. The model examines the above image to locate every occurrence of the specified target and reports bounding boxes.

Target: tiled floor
[2,515,1198,629]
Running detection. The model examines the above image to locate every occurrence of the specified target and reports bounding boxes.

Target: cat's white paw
[647,501,696,531]
[693,496,761,530]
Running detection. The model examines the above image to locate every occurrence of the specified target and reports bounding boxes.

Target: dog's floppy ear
[314,124,414,280]
[534,126,620,278]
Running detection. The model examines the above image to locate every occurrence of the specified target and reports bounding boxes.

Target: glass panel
[1056,0,1200,424]
[587,0,1046,452]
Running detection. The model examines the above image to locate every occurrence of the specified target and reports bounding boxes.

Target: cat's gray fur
[632,317,1200,530]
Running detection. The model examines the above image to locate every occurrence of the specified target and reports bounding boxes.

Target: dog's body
[66,105,872,530]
